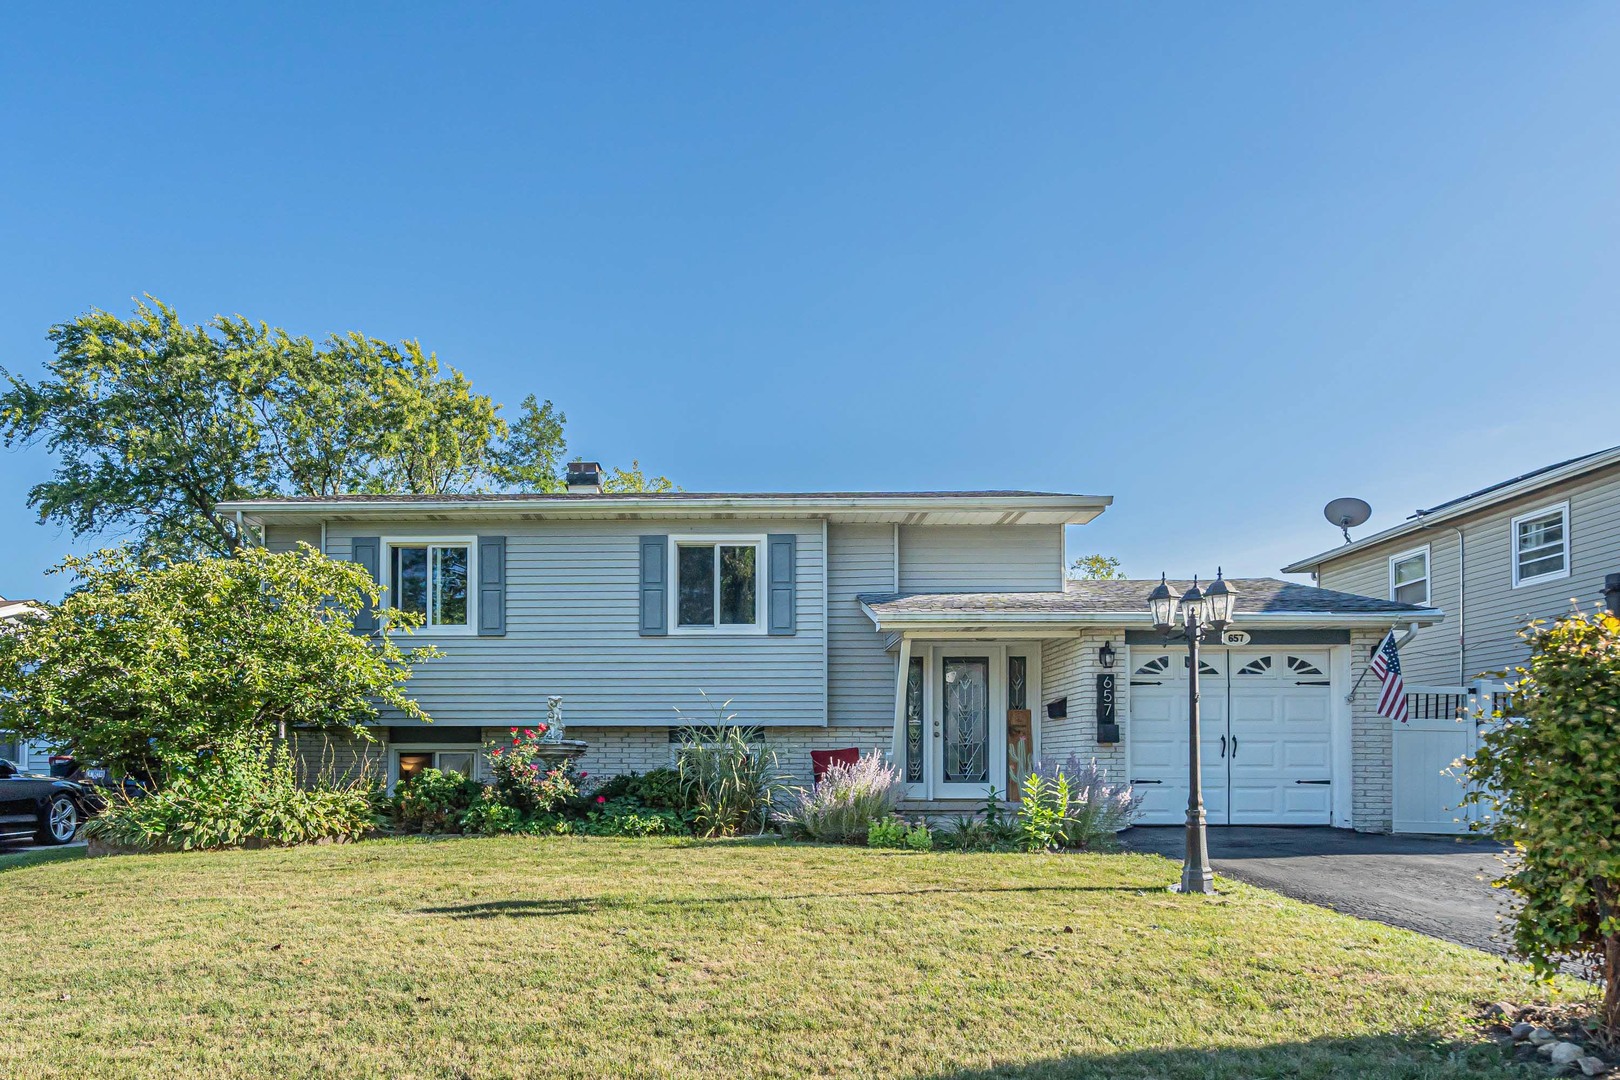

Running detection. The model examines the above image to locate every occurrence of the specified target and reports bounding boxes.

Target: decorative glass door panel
[938,656,991,796]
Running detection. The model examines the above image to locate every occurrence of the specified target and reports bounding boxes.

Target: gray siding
[325,519,826,729]
[826,524,897,729]
[898,525,1062,592]
[264,524,321,554]
[1316,463,1620,684]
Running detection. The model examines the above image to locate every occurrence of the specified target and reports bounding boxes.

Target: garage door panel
[1131,649,1335,827]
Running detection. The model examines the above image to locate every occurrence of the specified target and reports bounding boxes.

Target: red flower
[596,795,606,804]
[509,727,519,735]
[578,771,588,779]
[536,723,549,734]
[524,728,536,739]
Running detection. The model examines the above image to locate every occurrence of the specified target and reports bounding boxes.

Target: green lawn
[0,837,1586,1079]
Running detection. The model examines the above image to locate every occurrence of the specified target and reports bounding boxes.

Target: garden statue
[544,695,565,742]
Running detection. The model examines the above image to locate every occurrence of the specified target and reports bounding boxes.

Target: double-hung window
[1388,546,1430,606]
[673,537,763,631]
[1512,503,1570,587]
[387,540,473,629]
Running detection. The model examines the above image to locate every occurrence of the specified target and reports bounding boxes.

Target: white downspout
[1453,525,1466,683]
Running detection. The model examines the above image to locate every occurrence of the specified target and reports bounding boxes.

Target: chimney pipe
[565,461,604,495]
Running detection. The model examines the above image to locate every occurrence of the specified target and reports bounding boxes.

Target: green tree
[1462,610,1620,1036]
[0,545,439,781]
[602,459,679,493]
[1,298,664,556]
[490,394,568,492]
[1069,554,1125,580]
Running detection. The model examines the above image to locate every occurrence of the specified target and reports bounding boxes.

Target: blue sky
[3,4,1619,599]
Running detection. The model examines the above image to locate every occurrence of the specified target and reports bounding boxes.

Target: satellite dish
[1323,498,1372,544]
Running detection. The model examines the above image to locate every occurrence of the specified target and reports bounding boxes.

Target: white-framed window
[391,746,482,790]
[670,535,765,633]
[1388,545,1430,606]
[384,537,476,632]
[1512,502,1570,587]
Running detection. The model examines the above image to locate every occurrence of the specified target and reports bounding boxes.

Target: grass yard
[0,837,1588,1079]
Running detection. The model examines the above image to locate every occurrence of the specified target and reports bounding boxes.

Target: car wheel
[37,794,79,845]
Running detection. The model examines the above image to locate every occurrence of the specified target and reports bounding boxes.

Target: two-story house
[221,464,1438,833]
[1283,444,1620,833]
[1283,443,1620,686]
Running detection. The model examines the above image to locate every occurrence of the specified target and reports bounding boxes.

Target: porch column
[890,636,913,770]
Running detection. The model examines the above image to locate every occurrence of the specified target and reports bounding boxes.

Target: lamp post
[1147,569,1237,896]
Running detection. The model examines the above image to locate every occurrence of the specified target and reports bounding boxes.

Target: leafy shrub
[82,736,375,852]
[775,753,903,843]
[388,768,483,834]
[674,709,786,837]
[577,796,688,837]
[1018,756,1140,852]
[584,768,686,811]
[459,792,523,836]
[867,815,932,851]
[934,813,1018,853]
[487,727,579,816]
[1462,611,1620,1036]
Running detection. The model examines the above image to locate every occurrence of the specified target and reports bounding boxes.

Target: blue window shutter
[768,533,796,636]
[478,536,506,636]
[639,535,668,636]
[351,536,380,633]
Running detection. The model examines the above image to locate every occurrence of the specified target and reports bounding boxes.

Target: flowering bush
[487,726,579,816]
[1018,755,1140,852]
[775,752,904,843]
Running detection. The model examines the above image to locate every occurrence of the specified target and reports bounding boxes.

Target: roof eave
[1283,446,1620,573]
[219,492,1113,524]
[859,601,1443,632]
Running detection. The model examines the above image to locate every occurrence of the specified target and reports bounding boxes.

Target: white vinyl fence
[1392,682,1511,835]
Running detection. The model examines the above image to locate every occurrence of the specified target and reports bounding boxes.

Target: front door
[929,647,1010,800]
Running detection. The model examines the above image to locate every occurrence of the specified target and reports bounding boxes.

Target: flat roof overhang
[217,492,1112,528]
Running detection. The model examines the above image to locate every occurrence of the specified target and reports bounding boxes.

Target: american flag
[1369,630,1408,723]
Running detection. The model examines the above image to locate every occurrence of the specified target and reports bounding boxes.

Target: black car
[0,758,87,845]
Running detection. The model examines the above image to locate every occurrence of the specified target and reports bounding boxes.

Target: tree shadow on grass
[0,845,85,873]
[418,883,1150,919]
[919,1033,1518,1080]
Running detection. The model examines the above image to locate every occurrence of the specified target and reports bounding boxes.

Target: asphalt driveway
[1121,826,1512,955]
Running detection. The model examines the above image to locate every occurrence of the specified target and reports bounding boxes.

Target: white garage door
[1129,649,1334,826]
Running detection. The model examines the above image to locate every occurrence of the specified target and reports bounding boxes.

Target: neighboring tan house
[1283,444,1620,687]
[219,464,1438,833]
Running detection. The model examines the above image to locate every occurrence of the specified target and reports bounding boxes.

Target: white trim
[668,533,768,635]
[892,638,920,798]
[381,535,479,636]
[859,601,1444,631]
[1329,645,1353,828]
[822,519,829,723]
[1510,500,1571,588]
[1387,544,1431,607]
[929,643,1008,800]
[221,492,1114,527]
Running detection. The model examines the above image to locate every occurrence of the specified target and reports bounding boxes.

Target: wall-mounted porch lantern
[1098,641,1116,669]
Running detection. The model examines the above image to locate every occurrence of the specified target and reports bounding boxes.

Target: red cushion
[810,747,861,781]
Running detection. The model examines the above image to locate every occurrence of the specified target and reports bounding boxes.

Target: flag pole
[1346,625,1398,703]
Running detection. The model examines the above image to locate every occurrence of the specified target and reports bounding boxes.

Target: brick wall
[1038,632,1128,779]
[579,725,893,789]
[1349,627,1394,832]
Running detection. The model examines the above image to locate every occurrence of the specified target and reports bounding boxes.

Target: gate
[1392,682,1509,835]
